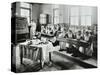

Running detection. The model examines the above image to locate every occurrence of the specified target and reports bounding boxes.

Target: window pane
[80,7,92,16]
[21,9,29,17]
[81,16,91,26]
[71,7,79,16]
[70,17,79,25]
[40,18,46,24]
[40,14,46,24]
[81,16,86,26]
[86,16,91,26]
[54,10,59,16]
[20,2,30,8]
[54,9,59,24]
[20,9,30,23]
[54,16,59,24]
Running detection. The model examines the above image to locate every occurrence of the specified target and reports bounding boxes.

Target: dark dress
[52,40,59,47]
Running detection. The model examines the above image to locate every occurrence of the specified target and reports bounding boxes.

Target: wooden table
[57,38,89,48]
[57,38,89,54]
[19,43,43,68]
[19,40,53,68]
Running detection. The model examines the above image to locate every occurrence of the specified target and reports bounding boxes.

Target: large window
[70,7,79,26]
[70,6,92,26]
[39,14,47,24]
[70,16,79,25]
[20,2,32,23]
[81,16,92,26]
[80,7,92,26]
[53,9,60,24]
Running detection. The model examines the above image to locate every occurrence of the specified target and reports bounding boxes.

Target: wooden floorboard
[51,51,97,69]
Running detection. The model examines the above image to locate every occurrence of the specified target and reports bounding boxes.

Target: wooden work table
[57,38,89,48]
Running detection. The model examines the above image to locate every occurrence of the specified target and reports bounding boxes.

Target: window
[85,16,91,26]
[20,9,30,17]
[39,14,47,24]
[81,16,91,26]
[70,7,79,26]
[20,2,32,23]
[70,16,79,25]
[80,7,92,26]
[53,9,60,24]
[54,16,59,24]
[70,6,92,26]
[80,7,92,16]
[20,2,30,8]
[70,7,79,16]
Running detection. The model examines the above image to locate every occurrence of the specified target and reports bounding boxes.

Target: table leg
[34,48,39,61]
[39,48,43,68]
[24,46,27,58]
[23,46,24,58]
[30,49,33,60]
[26,46,30,58]
[49,52,51,62]
[48,52,53,66]
[32,49,34,60]
[20,45,23,65]
[84,47,87,55]
[28,48,30,59]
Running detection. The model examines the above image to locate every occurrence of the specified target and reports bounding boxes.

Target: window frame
[20,2,32,23]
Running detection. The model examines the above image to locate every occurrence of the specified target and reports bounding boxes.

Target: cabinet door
[16,17,29,34]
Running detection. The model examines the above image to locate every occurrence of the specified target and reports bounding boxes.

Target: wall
[11,2,21,17]
[41,4,54,24]
[12,2,42,23]
[16,2,21,16]
[61,5,70,24]
[41,4,70,24]
[13,3,97,27]
[92,7,97,25]
[13,3,97,25]
[31,4,41,22]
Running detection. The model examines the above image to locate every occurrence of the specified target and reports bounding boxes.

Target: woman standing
[30,20,37,39]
